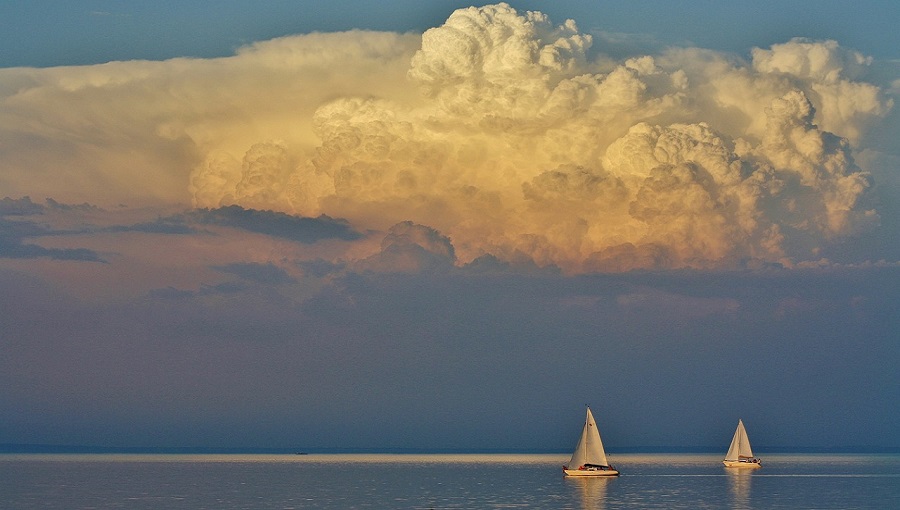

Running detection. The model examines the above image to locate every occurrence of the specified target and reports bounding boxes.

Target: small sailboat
[723,419,761,468]
[563,407,619,476]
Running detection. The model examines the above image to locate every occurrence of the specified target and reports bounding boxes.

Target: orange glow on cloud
[0,3,893,273]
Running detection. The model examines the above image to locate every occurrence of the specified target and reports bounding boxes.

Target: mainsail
[567,407,610,468]
[724,419,755,461]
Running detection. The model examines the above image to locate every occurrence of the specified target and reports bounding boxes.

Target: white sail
[724,419,755,461]
[567,407,610,468]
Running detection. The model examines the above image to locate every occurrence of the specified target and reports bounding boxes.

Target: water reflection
[565,476,612,509]
[726,468,752,509]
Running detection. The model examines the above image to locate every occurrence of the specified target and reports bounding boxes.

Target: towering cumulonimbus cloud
[3,3,890,272]
[214,3,887,272]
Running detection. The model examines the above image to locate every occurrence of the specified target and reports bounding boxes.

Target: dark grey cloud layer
[0,199,365,263]
[0,198,104,262]
[1,196,897,451]
[1,257,897,451]
[186,206,363,243]
[215,262,295,285]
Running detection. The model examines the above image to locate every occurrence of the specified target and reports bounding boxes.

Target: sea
[1,453,899,509]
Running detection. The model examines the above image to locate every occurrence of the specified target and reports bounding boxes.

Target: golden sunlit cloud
[1,3,894,273]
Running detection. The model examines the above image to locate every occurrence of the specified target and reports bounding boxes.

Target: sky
[1,1,899,453]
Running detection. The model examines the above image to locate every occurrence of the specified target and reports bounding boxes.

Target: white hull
[564,468,619,477]
[723,460,761,468]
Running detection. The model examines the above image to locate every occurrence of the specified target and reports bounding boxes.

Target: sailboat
[723,419,761,468]
[563,407,619,476]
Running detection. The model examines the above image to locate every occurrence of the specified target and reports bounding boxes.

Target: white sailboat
[563,407,619,476]
[723,419,761,468]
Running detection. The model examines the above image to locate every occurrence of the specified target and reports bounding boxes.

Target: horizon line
[3,444,899,455]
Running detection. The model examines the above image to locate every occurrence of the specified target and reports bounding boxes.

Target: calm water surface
[1,453,898,509]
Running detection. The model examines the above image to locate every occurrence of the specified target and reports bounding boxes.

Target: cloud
[0,198,105,262]
[0,30,421,208]
[616,287,740,320]
[408,3,592,104]
[266,4,893,271]
[356,221,456,273]
[214,262,295,285]
[751,38,893,143]
[1,3,896,272]
[185,205,363,243]
[0,235,103,262]
[11,258,893,450]
[0,196,45,216]
[105,218,197,235]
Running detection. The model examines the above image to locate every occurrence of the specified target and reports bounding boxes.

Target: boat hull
[723,460,761,468]
[563,468,619,477]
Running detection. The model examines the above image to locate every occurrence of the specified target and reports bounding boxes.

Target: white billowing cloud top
[1,3,894,272]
